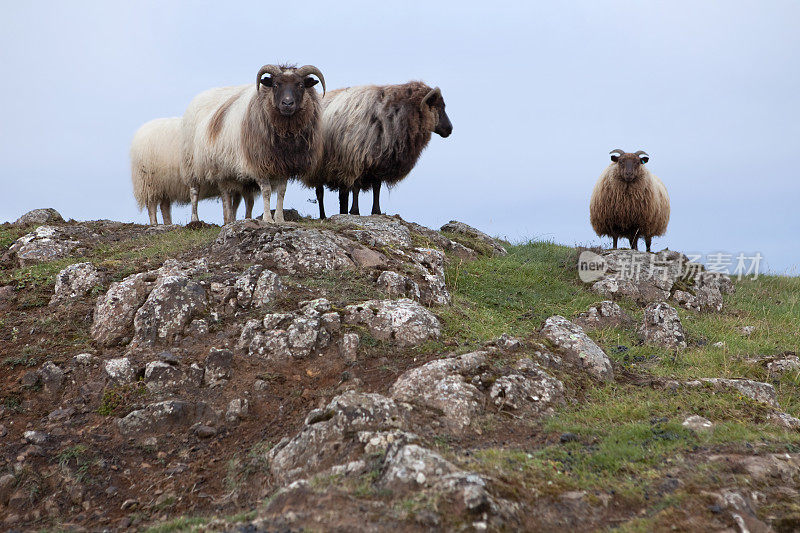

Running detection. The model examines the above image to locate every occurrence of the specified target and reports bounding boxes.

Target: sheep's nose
[281,99,295,108]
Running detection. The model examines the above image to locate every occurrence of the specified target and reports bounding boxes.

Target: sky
[0,0,798,274]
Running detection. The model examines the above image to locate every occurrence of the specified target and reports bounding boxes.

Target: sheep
[181,64,325,224]
[589,149,670,252]
[130,118,254,225]
[301,82,452,219]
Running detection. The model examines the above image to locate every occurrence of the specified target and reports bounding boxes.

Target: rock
[376,271,421,301]
[23,430,48,444]
[254,379,269,391]
[767,356,800,375]
[14,208,63,226]
[144,361,187,393]
[740,325,756,336]
[131,275,207,345]
[411,248,451,306]
[73,353,97,366]
[328,214,415,248]
[380,443,458,489]
[0,473,15,505]
[21,370,39,387]
[771,412,800,430]
[540,316,613,380]
[214,222,360,275]
[682,415,714,433]
[344,298,440,347]
[0,285,15,311]
[349,246,388,269]
[391,352,486,428]
[487,334,524,352]
[638,302,686,349]
[117,400,219,434]
[91,270,158,346]
[267,392,408,483]
[489,365,565,417]
[104,357,137,383]
[340,333,360,362]
[245,301,338,361]
[686,378,779,408]
[234,266,283,307]
[47,407,75,422]
[252,269,283,306]
[194,425,217,438]
[6,226,92,267]
[226,398,250,423]
[49,262,103,306]
[707,489,769,533]
[690,272,726,312]
[440,221,507,256]
[204,348,233,387]
[38,362,64,393]
[573,300,631,330]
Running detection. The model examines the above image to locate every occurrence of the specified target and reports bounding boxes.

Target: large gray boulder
[390,351,486,429]
[267,392,409,483]
[49,262,103,306]
[344,298,440,347]
[131,275,207,346]
[540,316,614,380]
[91,271,159,346]
[117,400,220,434]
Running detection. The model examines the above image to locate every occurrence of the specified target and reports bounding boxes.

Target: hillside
[0,208,799,532]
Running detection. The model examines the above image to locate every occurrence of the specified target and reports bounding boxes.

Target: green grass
[143,516,208,533]
[439,241,598,344]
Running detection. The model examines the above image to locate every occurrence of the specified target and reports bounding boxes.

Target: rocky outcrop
[13,208,64,226]
[131,275,207,346]
[440,220,508,256]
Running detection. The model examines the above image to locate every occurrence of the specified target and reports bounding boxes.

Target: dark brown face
[260,72,319,116]
[611,152,649,182]
[423,91,453,138]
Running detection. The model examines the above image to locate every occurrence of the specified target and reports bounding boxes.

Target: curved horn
[609,149,626,156]
[295,65,326,96]
[634,150,649,157]
[256,64,282,89]
[421,87,442,110]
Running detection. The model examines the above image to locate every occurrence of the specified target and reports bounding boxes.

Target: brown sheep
[589,149,670,252]
[301,82,452,218]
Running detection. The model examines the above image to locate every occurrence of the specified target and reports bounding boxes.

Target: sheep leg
[220,189,233,225]
[147,203,158,225]
[316,185,326,219]
[645,236,652,253]
[244,193,254,219]
[230,192,242,222]
[612,236,618,249]
[349,188,360,215]
[160,200,172,225]
[189,185,200,223]
[371,181,381,215]
[260,181,274,223]
[274,180,287,223]
[338,188,349,214]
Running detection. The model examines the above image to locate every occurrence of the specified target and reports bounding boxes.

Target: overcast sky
[1,1,798,274]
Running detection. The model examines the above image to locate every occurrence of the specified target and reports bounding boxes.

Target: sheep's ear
[639,155,649,164]
[260,76,274,87]
[610,155,620,162]
[304,77,319,88]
